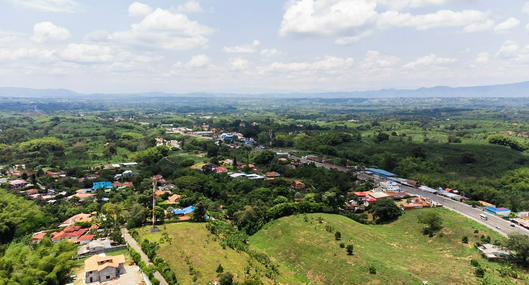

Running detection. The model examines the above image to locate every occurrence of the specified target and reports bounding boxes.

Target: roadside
[121,228,169,285]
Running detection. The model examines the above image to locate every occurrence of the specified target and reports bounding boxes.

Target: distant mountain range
[2,80,529,99]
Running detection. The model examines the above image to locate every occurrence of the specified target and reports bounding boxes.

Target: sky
[0,0,529,94]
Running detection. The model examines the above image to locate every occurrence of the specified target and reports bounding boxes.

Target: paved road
[290,154,529,237]
[401,185,529,237]
[121,228,169,285]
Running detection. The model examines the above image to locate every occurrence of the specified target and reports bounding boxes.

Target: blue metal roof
[92,181,113,190]
[173,205,196,215]
[367,168,396,177]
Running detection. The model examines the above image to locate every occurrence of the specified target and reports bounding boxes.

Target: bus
[480,214,488,221]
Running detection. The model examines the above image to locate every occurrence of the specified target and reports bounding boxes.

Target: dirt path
[121,228,169,285]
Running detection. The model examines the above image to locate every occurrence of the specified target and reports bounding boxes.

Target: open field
[249,209,529,285]
[136,223,298,285]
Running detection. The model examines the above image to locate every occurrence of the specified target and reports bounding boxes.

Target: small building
[78,239,113,256]
[52,225,89,243]
[215,166,228,174]
[366,168,396,178]
[60,213,95,227]
[486,207,512,217]
[32,231,47,244]
[84,254,126,284]
[293,180,305,190]
[173,205,196,216]
[92,182,113,191]
[265,171,281,179]
[9,179,28,190]
[478,244,511,260]
[167,194,181,204]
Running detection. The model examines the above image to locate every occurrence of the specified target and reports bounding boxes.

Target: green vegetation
[0,240,77,284]
[0,189,46,244]
[250,210,528,285]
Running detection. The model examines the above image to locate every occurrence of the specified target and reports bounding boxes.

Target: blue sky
[0,0,528,93]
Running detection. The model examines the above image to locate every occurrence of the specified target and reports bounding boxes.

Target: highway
[290,154,529,237]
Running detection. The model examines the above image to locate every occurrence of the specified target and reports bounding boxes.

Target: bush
[470,259,480,267]
[346,244,354,255]
[475,267,485,278]
[368,265,377,274]
[335,231,342,240]
[339,242,345,248]
[462,236,469,244]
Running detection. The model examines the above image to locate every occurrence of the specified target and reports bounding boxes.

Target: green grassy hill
[137,223,298,285]
[249,209,529,285]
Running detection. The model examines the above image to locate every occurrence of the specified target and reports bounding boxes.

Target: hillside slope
[249,209,528,285]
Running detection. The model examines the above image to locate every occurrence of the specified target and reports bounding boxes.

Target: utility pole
[151,176,160,233]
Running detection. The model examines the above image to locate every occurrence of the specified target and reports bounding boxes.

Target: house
[173,205,196,216]
[60,213,95,227]
[9,179,27,190]
[84,254,126,284]
[52,225,89,242]
[293,180,305,190]
[92,182,113,191]
[368,192,390,200]
[47,171,66,178]
[366,168,396,178]
[78,239,113,256]
[167,194,181,204]
[112,181,134,190]
[403,197,433,210]
[478,244,511,260]
[32,231,47,244]
[265,171,281,179]
[214,166,228,174]
[486,207,512,217]
[78,234,96,245]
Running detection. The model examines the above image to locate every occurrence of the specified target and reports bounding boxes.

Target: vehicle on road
[511,224,516,227]
[480,214,488,221]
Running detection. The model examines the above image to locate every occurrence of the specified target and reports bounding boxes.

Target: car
[510,224,516,227]
[495,226,501,229]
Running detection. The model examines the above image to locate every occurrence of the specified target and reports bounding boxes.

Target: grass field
[249,209,529,285]
[137,223,297,285]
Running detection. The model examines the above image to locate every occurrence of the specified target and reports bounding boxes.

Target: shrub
[335,231,342,240]
[368,265,377,274]
[475,267,485,278]
[470,259,480,267]
[462,236,469,244]
[346,244,354,255]
[339,242,345,248]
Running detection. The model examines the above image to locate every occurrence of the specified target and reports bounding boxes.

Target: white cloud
[223,40,260,53]
[376,0,452,10]
[280,0,377,37]
[526,23,529,31]
[377,10,494,32]
[8,0,77,13]
[280,0,494,42]
[475,52,490,64]
[361,50,400,70]
[128,2,153,17]
[113,8,212,50]
[494,17,520,32]
[261,56,354,74]
[230,58,249,71]
[187,54,210,68]
[177,1,203,13]
[0,47,56,62]
[523,2,529,15]
[31,21,70,43]
[335,31,372,45]
[495,41,529,64]
[403,54,456,69]
[60,43,114,64]
[260,48,282,58]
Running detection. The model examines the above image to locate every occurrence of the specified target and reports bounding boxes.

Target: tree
[126,203,147,229]
[462,236,469,244]
[506,234,529,267]
[253,151,275,165]
[192,202,208,222]
[370,199,402,223]
[216,264,224,274]
[346,244,354,255]
[418,212,443,236]
[219,272,234,285]
[374,132,390,143]
[335,231,342,240]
